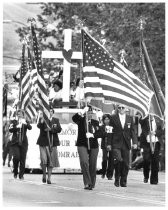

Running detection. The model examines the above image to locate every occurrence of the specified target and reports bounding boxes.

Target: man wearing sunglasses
[109,104,137,187]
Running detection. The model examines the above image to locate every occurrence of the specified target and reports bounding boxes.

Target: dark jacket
[139,116,162,149]
[9,119,32,146]
[109,113,137,150]
[100,125,113,150]
[72,113,103,148]
[37,117,62,147]
[49,117,62,146]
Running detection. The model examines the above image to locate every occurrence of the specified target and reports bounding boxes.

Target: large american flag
[31,24,50,127]
[82,29,154,118]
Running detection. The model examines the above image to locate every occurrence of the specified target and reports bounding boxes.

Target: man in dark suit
[109,105,137,187]
[72,106,104,190]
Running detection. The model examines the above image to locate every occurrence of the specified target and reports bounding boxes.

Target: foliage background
[12,3,165,94]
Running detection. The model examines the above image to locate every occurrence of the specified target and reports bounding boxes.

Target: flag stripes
[28,47,38,92]
[19,45,37,121]
[82,29,153,118]
[31,23,50,127]
[25,102,37,121]
[20,73,30,109]
[20,44,30,111]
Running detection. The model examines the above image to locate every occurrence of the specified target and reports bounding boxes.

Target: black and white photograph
[2,0,166,207]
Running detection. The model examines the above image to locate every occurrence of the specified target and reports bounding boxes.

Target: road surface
[2,166,165,207]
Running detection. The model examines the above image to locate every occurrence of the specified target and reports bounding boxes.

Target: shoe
[84,185,92,190]
[150,181,158,185]
[14,174,17,179]
[8,162,10,167]
[108,177,113,180]
[42,177,46,183]
[19,176,24,180]
[19,174,24,179]
[114,180,119,187]
[120,183,127,187]
[47,179,51,184]
[101,174,105,179]
[144,178,148,183]
[3,161,5,166]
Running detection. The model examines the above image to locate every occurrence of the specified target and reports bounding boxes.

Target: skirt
[39,146,60,168]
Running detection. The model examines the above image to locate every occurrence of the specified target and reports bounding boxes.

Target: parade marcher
[3,118,12,167]
[110,105,137,187]
[37,109,62,184]
[3,140,12,167]
[100,114,114,180]
[9,109,32,179]
[72,106,104,190]
[139,115,162,184]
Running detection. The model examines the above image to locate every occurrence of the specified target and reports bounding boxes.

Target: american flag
[140,39,164,120]
[27,47,38,92]
[19,45,37,121]
[25,47,38,120]
[31,24,50,127]
[19,44,30,109]
[82,29,154,118]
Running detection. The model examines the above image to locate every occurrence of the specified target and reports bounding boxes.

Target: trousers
[113,141,129,185]
[142,142,160,183]
[101,149,114,178]
[77,146,99,187]
[11,144,28,178]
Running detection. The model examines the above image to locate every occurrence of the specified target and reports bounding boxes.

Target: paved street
[2,166,165,207]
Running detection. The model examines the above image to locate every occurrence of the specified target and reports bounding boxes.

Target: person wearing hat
[109,104,137,187]
[72,106,105,190]
[49,79,62,104]
[9,109,32,179]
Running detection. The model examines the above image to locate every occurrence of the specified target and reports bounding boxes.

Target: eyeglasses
[118,107,125,110]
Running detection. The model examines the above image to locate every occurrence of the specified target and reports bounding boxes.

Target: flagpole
[139,20,155,154]
[148,114,154,154]
[81,28,90,150]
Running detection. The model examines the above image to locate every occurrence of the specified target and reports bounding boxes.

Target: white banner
[26,124,102,171]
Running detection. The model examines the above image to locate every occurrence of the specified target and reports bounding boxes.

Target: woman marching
[37,108,62,184]
[9,109,32,179]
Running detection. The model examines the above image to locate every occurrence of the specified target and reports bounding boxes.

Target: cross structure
[42,29,82,102]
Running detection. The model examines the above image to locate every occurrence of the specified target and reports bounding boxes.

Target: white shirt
[74,87,84,101]
[49,88,62,101]
[119,113,126,128]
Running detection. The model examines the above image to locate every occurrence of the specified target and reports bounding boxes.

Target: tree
[16,2,165,94]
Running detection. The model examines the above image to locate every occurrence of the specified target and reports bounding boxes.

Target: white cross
[42,29,82,102]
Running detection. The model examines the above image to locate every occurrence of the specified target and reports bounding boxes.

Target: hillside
[3,2,42,72]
